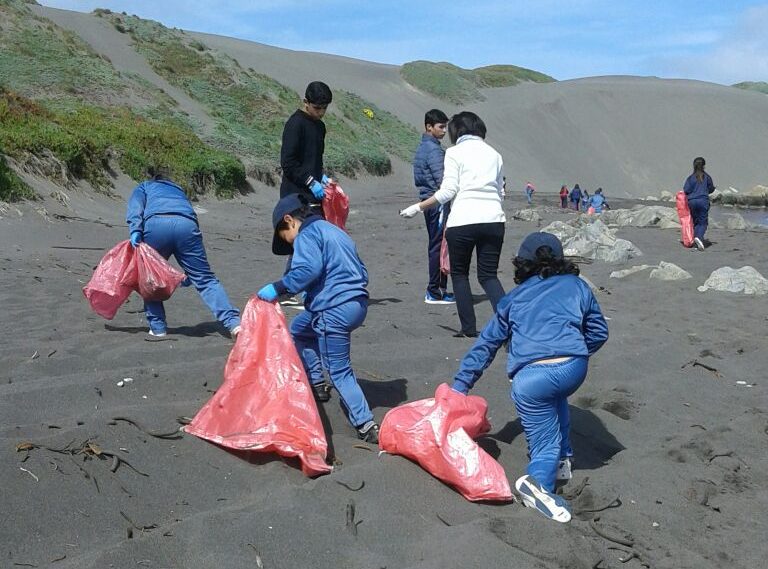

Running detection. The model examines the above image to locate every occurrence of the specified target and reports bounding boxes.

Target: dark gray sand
[2,182,767,569]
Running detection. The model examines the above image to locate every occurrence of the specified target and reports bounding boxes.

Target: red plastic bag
[135,243,186,301]
[322,181,350,231]
[676,191,694,247]
[82,240,138,320]
[379,383,512,502]
[440,230,450,275]
[185,297,331,477]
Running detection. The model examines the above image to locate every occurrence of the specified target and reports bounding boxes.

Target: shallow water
[711,205,768,227]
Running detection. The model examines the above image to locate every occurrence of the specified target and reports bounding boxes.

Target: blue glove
[257,283,278,302]
[310,180,325,199]
[130,231,143,247]
[321,174,330,185]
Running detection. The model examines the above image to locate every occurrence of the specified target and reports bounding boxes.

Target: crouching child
[257,194,379,443]
[450,232,608,522]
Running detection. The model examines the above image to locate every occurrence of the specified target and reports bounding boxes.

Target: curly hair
[513,245,580,284]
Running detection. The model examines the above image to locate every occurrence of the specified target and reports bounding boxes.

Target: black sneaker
[312,382,331,402]
[357,421,379,444]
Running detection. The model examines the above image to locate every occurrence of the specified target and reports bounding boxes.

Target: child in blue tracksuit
[257,194,378,443]
[451,232,608,523]
[126,170,241,338]
[683,156,715,251]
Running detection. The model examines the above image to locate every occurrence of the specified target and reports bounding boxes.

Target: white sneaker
[230,325,241,339]
[557,458,573,481]
[148,329,167,338]
[693,237,705,251]
[515,475,572,523]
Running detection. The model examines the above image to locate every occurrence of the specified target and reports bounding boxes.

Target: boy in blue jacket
[451,232,608,522]
[412,109,455,305]
[126,168,241,338]
[257,194,378,443]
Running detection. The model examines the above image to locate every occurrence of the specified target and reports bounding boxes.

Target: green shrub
[474,64,554,87]
[732,81,768,95]
[0,152,35,202]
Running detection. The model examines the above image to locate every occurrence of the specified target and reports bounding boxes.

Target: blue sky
[38,0,768,85]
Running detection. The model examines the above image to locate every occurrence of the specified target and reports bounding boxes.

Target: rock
[649,261,692,281]
[540,220,578,242]
[546,218,642,264]
[601,205,680,228]
[644,195,659,201]
[610,265,653,279]
[512,209,540,224]
[697,266,768,295]
[659,190,674,202]
[723,213,748,230]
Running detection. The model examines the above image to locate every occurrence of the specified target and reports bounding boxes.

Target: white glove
[399,203,422,218]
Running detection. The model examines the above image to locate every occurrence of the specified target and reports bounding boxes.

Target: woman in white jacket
[400,112,506,337]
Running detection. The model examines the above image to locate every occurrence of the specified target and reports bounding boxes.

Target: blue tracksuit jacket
[453,274,608,394]
[683,173,715,201]
[413,134,445,199]
[273,216,368,312]
[126,179,197,233]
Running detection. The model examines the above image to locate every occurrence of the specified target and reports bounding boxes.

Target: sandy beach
[2,177,767,569]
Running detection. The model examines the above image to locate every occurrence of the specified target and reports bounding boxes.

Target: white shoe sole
[556,458,572,481]
[694,238,705,251]
[515,475,572,523]
[424,298,456,305]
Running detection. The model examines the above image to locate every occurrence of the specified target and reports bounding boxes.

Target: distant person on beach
[450,232,608,523]
[590,188,607,213]
[580,188,590,211]
[400,111,506,338]
[569,184,582,211]
[279,81,334,306]
[126,167,241,338]
[559,185,569,208]
[412,108,455,305]
[257,194,379,443]
[525,182,536,204]
[683,157,715,251]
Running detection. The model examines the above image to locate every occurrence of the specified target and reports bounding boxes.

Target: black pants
[445,222,506,335]
[423,203,451,297]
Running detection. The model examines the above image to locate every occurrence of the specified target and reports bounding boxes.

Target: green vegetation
[732,81,768,94]
[104,12,419,179]
[0,89,245,197]
[0,151,34,202]
[401,60,555,103]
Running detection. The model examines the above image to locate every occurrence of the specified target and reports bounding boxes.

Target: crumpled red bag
[185,297,331,477]
[676,191,694,247]
[135,242,186,301]
[82,240,138,319]
[379,383,512,502]
[440,230,450,275]
[322,181,350,231]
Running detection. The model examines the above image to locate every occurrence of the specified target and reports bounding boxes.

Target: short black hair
[424,109,448,127]
[448,111,486,144]
[305,81,333,105]
[513,246,580,284]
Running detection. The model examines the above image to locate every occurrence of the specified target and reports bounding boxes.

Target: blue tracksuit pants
[423,204,450,298]
[687,197,710,241]
[142,215,240,333]
[290,297,373,428]
[511,356,588,491]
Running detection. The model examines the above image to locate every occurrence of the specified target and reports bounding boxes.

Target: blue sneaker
[515,475,572,523]
[424,292,456,305]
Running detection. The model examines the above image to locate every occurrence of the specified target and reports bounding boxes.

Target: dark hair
[148,165,172,181]
[424,108,448,127]
[276,198,313,232]
[448,111,486,144]
[596,187,603,194]
[305,81,332,105]
[574,183,580,190]
[513,246,580,284]
[693,156,706,183]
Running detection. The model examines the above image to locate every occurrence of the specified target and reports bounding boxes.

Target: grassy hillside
[0,0,246,198]
[401,60,555,103]
[101,11,419,180]
[732,81,768,94]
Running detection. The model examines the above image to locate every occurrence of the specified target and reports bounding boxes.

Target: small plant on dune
[0,151,35,202]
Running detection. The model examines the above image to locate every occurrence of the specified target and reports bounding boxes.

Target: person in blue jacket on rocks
[569,184,582,211]
[683,156,716,251]
[412,109,455,305]
[126,167,241,338]
[257,194,379,443]
[589,188,607,213]
[450,232,608,523]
